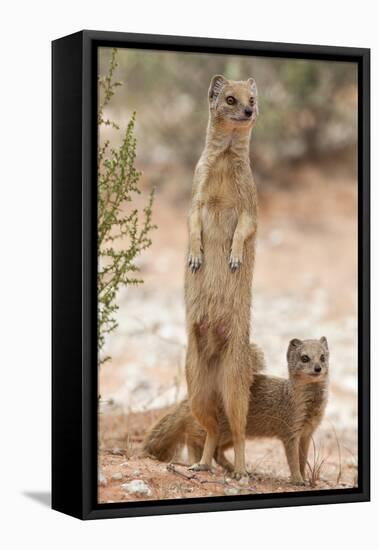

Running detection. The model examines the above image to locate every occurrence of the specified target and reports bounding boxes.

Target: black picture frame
[52,30,370,520]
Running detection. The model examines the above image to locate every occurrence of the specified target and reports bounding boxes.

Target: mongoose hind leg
[214,447,234,473]
[220,364,250,479]
[187,442,202,465]
[222,399,249,479]
[188,393,219,472]
[188,425,218,472]
[299,433,312,481]
[186,337,219,472]
[284,437,306,485]
[230,439,247,479]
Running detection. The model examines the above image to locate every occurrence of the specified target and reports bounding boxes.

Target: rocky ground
[98,164,358,503]
[98,409,357,503]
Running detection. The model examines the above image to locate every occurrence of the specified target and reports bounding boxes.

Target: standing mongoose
[144,337,329,485]
[184,75,259,478]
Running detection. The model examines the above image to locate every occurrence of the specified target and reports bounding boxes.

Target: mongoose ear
[287,338,302,361]
[289,338,303,349]
[209,75,227,105]
[320,336,328,350]
[247,78,259,115]
[247,78,258,97]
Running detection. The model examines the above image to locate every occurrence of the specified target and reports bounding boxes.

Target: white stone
[121,479,152,497]
[238,476,250,486]
[98,470,107,486]
[224,486,240,496]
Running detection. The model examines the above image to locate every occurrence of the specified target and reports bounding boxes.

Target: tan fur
[184,75,259,477]
[143,343,265,462]
[144,338,329,485]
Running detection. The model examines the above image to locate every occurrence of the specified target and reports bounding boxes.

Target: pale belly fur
[185,204,254,327]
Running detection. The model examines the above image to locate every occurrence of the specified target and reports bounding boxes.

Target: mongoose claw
[229,256,242,272]
[189,462,212,472]
[188,254,202,272]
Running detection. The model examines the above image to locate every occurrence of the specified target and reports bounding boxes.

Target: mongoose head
[287,337,329,384]
[208,75,258,130]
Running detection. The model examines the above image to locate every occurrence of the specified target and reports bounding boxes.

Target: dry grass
[306,437,330,487]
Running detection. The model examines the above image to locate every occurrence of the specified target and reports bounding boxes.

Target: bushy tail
[249,342,266,373]
[142,400,190,462]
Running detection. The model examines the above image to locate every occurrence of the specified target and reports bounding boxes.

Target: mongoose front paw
[189,462,212,472]
[229,255,242,272]
[188,253,203,272]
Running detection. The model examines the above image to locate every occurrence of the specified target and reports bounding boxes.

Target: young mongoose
[144,337,329,485]
[184,75,259,478]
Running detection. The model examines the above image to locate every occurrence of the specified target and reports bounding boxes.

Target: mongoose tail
[142,400,190,462]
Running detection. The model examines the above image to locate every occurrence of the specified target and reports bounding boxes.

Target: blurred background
[98,47,358,502]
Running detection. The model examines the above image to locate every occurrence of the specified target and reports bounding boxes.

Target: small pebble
[224,486,241,496]
[121,479,152,497]
[111,472,123,481]
[111,447,123,456]
[98,471,107,487]
[238,476,250,486]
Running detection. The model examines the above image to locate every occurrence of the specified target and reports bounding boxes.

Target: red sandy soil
[98,409,357,504]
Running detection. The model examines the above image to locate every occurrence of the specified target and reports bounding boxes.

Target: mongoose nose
[244,108,253,117]
[314,365,322,373]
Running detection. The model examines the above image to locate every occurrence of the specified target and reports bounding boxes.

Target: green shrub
[98,49,156,365]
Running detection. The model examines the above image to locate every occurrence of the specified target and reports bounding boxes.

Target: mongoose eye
[301,355,310,363]
[320,354,325,363]
[249,97,255,105]
[226,96,236,105]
